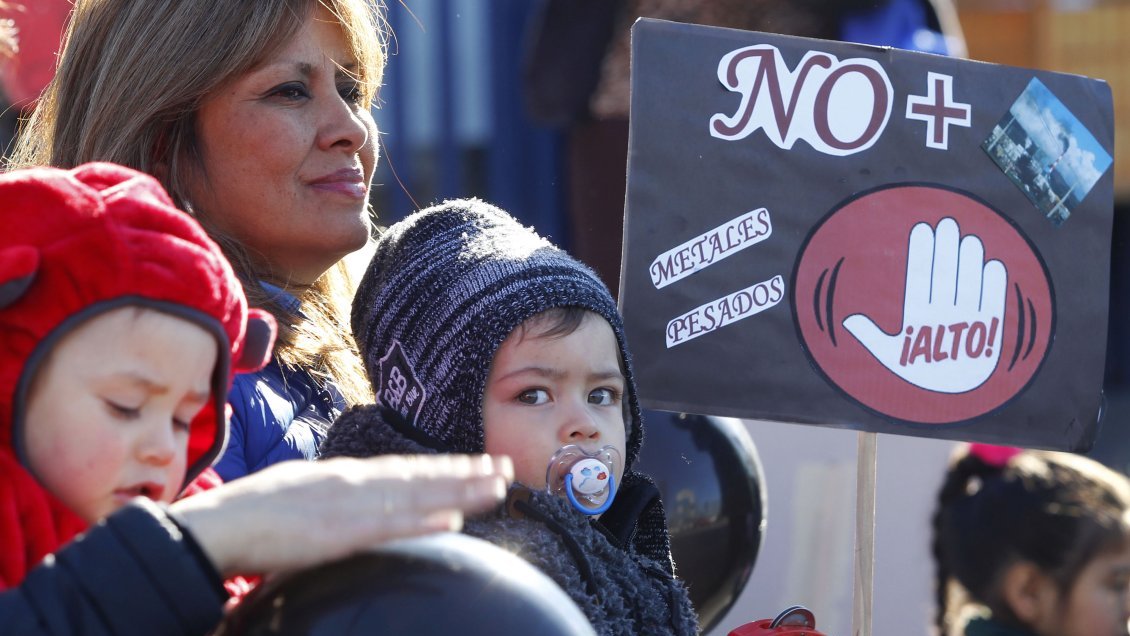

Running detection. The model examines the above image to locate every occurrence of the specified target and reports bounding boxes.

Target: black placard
[621,19,1114,451]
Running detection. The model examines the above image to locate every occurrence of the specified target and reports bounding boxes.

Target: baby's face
[23,307,217,523]
[482,312,627,492]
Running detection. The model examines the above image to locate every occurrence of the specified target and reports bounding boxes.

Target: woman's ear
[1000,560,1058,629]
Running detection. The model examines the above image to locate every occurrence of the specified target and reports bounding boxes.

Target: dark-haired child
[321,198,699,635]
[932,443,1130,636]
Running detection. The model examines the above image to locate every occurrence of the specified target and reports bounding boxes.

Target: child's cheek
[513,457,548,490]
[484,429,536,489]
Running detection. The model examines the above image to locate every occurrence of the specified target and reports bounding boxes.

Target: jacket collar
[259,281,305,318]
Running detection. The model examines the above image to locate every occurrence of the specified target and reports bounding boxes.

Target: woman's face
[190,6,377,284]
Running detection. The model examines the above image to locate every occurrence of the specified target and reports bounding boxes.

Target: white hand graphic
[843,217,1007,394]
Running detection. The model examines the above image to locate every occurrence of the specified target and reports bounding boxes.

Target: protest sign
[621,18,1114,451]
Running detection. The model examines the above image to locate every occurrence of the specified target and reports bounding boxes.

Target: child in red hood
[0,161,276,588]
[0,163,511,635]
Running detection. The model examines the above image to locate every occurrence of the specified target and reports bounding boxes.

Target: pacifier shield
[545,445,621,515]
[570,458,610,496]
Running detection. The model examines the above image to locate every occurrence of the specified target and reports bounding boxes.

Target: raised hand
[842,217,1007,394]
[172,454,512,576]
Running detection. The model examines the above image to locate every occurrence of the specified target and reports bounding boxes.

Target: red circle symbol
[793,185,1053,424]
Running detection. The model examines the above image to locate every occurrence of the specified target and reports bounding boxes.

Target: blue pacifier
[545,445,621,515]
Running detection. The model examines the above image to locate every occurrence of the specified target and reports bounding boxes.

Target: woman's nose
[318,89,369,154]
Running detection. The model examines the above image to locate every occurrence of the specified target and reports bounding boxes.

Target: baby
[321,198,698,635]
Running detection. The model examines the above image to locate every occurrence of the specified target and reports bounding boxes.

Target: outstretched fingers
[347,454,512,526]
[171,454,513,576]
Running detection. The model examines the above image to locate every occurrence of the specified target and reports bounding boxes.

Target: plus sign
[906,72,971,150]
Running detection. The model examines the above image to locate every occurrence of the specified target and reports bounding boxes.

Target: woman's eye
[588,388,620,406]
[517,389,549,405]
[172,419,192,434]
[337,83,363,104]
[270,83,309,101]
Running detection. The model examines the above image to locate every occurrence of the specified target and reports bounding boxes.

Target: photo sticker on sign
[793,184,1053,425]
[983,78,1112,227]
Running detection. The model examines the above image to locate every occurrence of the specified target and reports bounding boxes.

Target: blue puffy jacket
[212,283,346,481]
[212,359,344,481]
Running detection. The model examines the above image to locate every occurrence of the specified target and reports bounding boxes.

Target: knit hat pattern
[0,162,275,482]
[353,198,643,468]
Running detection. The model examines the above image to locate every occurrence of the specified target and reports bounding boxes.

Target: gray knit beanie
[353,198,644,469]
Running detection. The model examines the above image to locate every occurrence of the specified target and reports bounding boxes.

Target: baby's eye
[172,419,192,434]
[588,388,620,406]
[517,389,550,405]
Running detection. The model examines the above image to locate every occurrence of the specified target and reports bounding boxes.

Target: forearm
[0,499,225,636]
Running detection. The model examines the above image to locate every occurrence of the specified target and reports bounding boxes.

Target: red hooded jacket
[0,162,274,588]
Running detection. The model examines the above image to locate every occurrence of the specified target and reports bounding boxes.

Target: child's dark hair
[931,446,1130,635]
[517,306,590,341]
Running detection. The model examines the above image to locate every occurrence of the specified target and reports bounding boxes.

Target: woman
[10,0,378,480]
[2,1,517,632]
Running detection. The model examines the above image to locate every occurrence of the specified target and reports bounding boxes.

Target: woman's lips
[308,168,367,199]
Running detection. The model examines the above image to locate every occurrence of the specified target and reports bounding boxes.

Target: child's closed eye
[104,399,141,420]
